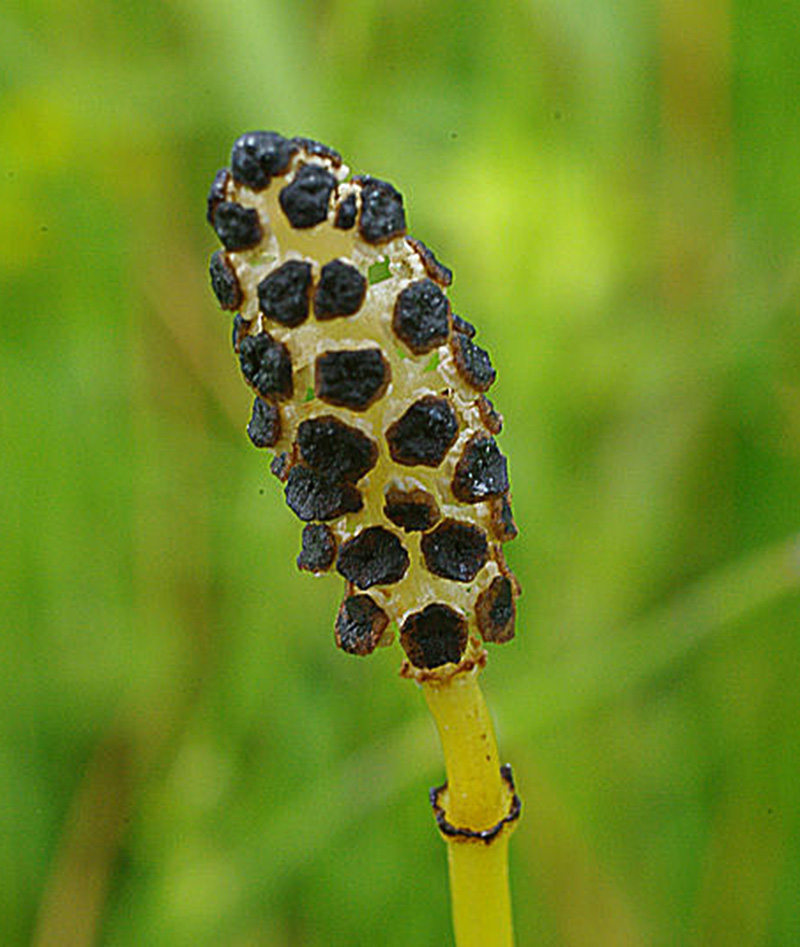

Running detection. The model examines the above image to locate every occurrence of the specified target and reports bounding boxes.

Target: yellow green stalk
[419,661,519,947]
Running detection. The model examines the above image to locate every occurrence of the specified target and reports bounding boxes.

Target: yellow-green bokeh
[1,1,799,945]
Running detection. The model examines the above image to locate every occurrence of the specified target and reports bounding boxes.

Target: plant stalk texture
[423,668,517,947]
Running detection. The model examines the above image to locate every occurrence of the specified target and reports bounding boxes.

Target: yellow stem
[422,667,518,947]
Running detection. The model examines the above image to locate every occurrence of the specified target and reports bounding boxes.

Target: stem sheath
[422,668,517,947]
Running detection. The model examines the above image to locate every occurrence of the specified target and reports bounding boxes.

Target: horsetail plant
[206,132,522,946]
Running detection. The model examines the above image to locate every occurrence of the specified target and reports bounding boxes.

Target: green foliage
[1,1,799,944]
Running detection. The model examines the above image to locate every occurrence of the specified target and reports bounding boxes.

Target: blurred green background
[2,1,799,944]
